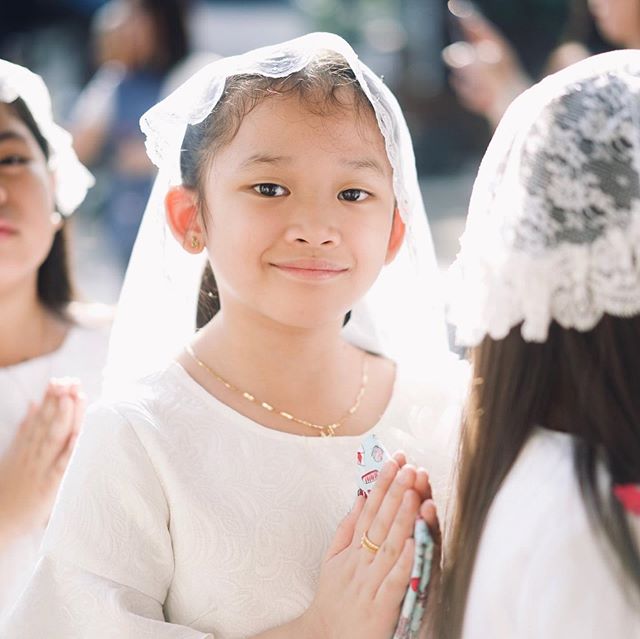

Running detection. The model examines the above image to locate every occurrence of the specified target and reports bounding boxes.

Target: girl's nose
[284,213,341,248]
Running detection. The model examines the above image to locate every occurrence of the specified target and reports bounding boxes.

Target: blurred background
[0,0,618,304]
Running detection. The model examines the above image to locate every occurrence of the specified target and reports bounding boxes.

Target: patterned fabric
[0,317,109,621]
[2,360,466,638]
[448,51,640,345]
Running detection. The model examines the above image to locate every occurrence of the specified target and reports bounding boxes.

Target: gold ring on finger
[360,530,380,554]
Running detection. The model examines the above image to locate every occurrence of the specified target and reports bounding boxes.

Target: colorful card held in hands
[356,433,434,639]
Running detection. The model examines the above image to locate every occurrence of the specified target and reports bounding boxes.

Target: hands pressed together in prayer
[0,379,84,549]
[294,453,440,639]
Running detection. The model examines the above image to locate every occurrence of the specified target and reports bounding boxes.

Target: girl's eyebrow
[238,153,292,169]
[0,130,28,144]
[238,153,386,176]
[340,157,386,176]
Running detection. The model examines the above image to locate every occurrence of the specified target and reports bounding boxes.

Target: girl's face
[0,102,59,293]
[589,0,640,47]
[200,92,402,330]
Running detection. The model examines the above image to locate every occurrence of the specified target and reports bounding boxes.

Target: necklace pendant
[321,425,336,437]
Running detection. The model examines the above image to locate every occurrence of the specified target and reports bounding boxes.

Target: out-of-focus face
[589,0,640,47]
[93,0,157,68]
[0,102,59,293]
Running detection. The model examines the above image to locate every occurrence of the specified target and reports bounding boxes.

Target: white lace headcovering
[0,59,93,215]
[104,32,449,392]
[448,50,640,346]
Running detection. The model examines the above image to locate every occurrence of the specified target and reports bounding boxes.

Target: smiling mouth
[0,227,17,237]
[271,260,350,281]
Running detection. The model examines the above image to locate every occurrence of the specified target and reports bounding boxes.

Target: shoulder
[470,430,640,637]
[66,301,115,330]
[47,304,114,400]
[92,363,212,446]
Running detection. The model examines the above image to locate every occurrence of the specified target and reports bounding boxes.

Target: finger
[56,377,81,397]
[458,13,506,45]
[420,500,442,548]
[392,450,407,468]
[71,393,86,438]
[375,536,415,606]
[26,383,59,448]
[369,489,420,583]
[359,464,416,558]
[353,458,400,543]
[326,495,366,560]
[50,430,78,482]
[14,403,39,445]
[414,467,431,501]
[37,394,75,465]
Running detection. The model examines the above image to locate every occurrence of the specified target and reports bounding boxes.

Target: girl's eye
[339,188,370,202]
[253,183,288,197]
[0,155,28,166]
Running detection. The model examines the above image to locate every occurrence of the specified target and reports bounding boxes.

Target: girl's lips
[0,226,17,238]
[271,259,350,281]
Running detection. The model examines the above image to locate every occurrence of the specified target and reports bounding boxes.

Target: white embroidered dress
[0,318,109,620]
[3,361,465,638]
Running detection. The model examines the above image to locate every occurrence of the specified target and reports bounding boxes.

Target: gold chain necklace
[185,345,368,437]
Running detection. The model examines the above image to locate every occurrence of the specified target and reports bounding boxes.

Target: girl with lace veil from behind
[436,50,640,638]
[4,33,465,638]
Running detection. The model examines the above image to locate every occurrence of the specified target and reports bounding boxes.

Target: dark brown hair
[178,52,377,328]
[9,98,76,319]
[435,315,640,638]
[136,0,189,73]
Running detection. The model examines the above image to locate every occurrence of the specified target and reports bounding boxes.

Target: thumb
[325,494,366,560]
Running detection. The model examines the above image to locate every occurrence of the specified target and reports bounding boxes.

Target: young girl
[438,50,640,637]
[0,60,109,619]
[3,34,464,637]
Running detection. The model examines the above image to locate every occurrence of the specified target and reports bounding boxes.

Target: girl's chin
[264,308,350,332]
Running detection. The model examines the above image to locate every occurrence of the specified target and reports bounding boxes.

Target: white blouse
[3,358,466,638]
[0,317,110,621]
[463,429,640,639]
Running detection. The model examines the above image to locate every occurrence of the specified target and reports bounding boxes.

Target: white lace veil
[0,59,93,215]
[448,50,640,346]
[104,32,449,394]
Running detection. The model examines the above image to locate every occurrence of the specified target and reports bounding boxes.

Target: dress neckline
[169,359,400,444]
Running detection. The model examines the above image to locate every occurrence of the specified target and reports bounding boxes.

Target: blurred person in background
[69,0,189,273]
[442,0,631,130]
[0,60,110,621]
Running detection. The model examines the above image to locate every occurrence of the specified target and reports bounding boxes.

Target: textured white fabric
[0,59,94,216]
[2,359,467,638]
[448,50,640,346]
[0,315,110,621]
[462,429,640,639]
[104,32,449,393]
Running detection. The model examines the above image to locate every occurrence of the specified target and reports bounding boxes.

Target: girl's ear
[384,208,406,264]
[165,186,205,254]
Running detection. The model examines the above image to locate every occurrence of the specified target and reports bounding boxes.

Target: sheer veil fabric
[104,32,450,395]
[448,50,640,346]
[0,60,93,216]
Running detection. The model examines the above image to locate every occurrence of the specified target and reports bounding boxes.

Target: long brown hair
[9,98,76,319]
[436,315,640,638]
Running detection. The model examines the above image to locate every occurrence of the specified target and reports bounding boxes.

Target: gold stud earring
[190,235,200,250]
